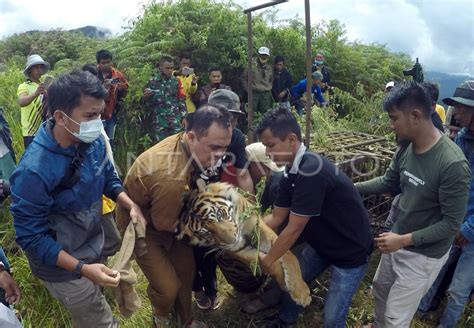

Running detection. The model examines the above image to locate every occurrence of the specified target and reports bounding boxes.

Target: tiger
[177,181,312,307]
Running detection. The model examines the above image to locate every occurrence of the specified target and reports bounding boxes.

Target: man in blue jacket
[435,81,474,327]
[10,71,146,328]
[290,71,326,116]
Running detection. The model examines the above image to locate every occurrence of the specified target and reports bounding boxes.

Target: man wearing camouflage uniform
[144,56,186,143]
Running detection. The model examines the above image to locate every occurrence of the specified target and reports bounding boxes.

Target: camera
[403,57,424,83]
[0,179,11,203]
[181,67,194,76]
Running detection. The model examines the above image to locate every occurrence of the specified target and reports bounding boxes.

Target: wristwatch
[0,261,4,272]
[73,260,84,278]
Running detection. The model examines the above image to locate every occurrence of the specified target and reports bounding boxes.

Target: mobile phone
[182,67,194,76]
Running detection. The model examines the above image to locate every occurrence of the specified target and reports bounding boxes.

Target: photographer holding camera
[96,49,129,145]
[174,53,199,113]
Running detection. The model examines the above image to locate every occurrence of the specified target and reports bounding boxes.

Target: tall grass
[0,69,471,326]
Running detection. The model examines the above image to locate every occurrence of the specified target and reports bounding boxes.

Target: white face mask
[62,111,103,143]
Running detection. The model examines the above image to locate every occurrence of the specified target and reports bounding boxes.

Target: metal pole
[247,12,254,143]
[244,1,287,143]
[304,0,312,148]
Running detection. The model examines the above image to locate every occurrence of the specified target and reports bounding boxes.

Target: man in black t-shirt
[191,89,257,310]
[208,89,254,193]
[256,108,373,328]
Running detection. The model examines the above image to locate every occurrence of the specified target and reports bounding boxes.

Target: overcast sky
[1,0,473,75]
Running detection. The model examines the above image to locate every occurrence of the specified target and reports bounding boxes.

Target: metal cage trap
[314,131,397,233]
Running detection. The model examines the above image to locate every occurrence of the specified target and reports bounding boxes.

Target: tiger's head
[177,182,254,251]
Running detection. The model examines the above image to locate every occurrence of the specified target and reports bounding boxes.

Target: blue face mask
[314,60,324,66]
[62,112,103,143]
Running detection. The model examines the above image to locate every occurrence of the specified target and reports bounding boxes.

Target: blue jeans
[103,111,117,142]
[279,245,368,327]
[439,243,474,327]
[418,246,461,312]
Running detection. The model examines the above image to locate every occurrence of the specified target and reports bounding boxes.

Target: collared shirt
[288,143,307,174]
[17,79,46,136]
[275,145,373,268]
[121,133,192,231]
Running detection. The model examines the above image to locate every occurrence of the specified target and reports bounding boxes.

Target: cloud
[252,0,474,75]
[1,0,472,75]
[0,0,143,38]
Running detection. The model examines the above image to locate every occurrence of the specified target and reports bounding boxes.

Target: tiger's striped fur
[177,182,311,307]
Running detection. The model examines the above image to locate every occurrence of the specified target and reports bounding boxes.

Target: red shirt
[98,67,129,119]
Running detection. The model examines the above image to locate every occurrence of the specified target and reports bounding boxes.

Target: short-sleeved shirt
[121,132,191,230]
[224,128,247,169]
[435,104,446,124]
[275,144,373,268]
[261,171,283,214]
[198,128,247,187]
[17,80,45,136]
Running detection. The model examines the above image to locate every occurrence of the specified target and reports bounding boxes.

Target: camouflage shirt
[145,73,186,142]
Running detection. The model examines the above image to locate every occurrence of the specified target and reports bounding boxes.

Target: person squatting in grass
[256,107,373,328]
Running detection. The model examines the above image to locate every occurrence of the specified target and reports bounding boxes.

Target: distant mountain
[69,25,111,38]
[425,71,474,104]
[23,25,111,38]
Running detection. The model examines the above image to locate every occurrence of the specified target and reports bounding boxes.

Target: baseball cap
[246,142,284,172]
[208,89,244,115]
[258,47,270,56]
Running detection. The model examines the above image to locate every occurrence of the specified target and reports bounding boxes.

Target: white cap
[246,142,284,172]
[385,81,395,90]
[258,46,270,56]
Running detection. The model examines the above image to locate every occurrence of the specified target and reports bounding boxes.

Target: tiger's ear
[196,178,206,193]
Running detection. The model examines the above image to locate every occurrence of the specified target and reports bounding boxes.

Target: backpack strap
[51,142,90,197]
